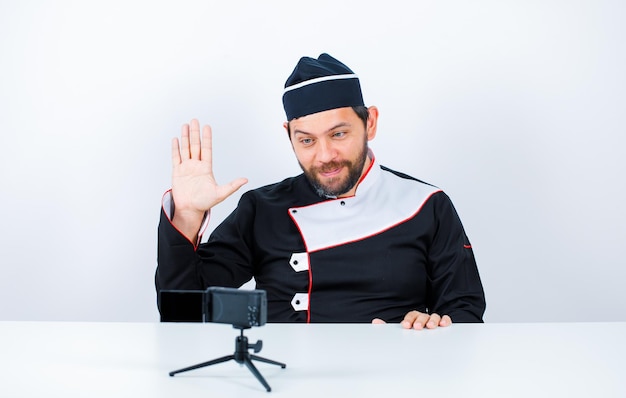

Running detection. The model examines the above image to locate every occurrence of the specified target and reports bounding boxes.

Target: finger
[180,123,190,159]
[426,313,442,329]
[201,124,213,165]
[171,137,181,166]
[412,312,431,330]
[440,315,452,327]
[401,311,418,329]
[189,119,201,160]
[402,310,429,329]
[371,318,386,324]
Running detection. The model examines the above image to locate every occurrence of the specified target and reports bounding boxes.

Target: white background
[1,0,624,322]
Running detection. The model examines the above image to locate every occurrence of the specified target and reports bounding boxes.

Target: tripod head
[233,326,263,354]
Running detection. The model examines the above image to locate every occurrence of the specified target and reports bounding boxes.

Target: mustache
[313,160,350,174]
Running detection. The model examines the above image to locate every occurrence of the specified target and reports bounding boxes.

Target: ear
[283,121,291,140]
[366,106,379,141]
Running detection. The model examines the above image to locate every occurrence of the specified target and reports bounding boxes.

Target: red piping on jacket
[161,189,209,251]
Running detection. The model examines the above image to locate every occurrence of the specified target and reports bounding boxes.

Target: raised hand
[171,119,248,241]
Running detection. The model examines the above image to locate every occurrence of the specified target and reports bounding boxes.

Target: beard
[300,139,369,198]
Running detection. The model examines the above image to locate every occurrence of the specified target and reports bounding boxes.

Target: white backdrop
[1,0,624,322]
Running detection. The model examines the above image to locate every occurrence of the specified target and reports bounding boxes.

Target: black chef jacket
[156,158,486,323]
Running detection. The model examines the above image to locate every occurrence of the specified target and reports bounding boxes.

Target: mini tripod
[169,326,287,392]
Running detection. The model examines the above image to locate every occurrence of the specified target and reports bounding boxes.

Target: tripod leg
[169,355,234,376]
[250,354,287,368]
[243,357,272,392]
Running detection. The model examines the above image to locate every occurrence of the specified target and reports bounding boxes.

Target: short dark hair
[351,105,369,127]
[287,106,369,138]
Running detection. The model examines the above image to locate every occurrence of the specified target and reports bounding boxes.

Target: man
[156,53,486,329]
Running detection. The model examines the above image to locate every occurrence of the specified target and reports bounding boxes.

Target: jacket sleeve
[155,191,256,310]
[426,192,486,322]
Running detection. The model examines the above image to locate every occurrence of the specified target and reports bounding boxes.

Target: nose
[316,138,337,163]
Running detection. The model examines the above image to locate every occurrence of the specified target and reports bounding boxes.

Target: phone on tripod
[159,287,267,328]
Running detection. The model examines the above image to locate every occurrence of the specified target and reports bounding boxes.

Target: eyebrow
[293,122,352,136]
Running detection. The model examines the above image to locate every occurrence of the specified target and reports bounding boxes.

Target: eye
[332,131,346,138]
[299,137,314,146]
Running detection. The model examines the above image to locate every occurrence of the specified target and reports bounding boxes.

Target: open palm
[170,119,247,238]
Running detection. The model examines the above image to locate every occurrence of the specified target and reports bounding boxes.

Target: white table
[1,321,624,397]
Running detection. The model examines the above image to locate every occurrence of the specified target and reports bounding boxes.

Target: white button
[289,252,309,272]
[291,293,309,311]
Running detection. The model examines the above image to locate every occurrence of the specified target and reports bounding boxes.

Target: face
[284,106,378,198]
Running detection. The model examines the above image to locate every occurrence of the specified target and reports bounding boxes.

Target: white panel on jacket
[289,164,441,252]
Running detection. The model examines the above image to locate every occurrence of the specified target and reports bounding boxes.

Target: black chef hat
[282,53,364,121]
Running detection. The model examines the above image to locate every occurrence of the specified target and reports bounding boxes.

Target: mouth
[319,166,343,178]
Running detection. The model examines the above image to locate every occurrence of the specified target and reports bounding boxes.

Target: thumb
[216,177,248,202]
[227,177,248,193]
[371,318,387,324]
